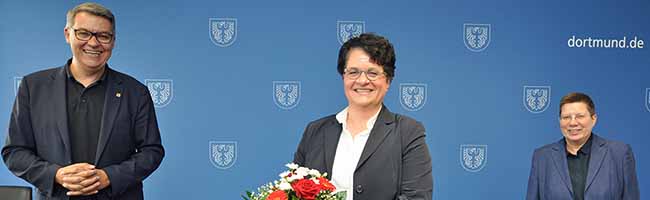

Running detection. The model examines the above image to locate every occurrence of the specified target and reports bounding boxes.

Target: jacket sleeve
[293,122,313,166]
[2,78,62,197]
[102,87,165,197]
[622,144,639,200]
[526,149,540,200]
[399,120,433,200]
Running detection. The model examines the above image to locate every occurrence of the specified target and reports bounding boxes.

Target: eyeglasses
[559,113,591,122]
[72,28,114,44]
[343,67,386,81]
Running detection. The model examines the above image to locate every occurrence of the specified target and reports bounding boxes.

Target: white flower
[279,171,290,178]
[308,169,321,177]
[286,163,299,169]
[287,173,301,182]
[295,167,309,178]
[278,180,292,190]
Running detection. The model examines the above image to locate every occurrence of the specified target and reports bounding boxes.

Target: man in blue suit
[526,92,639,200]
[2,3,164,199]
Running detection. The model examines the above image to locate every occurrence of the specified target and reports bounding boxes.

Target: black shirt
[66,61,107,164]
[566,135,593,200]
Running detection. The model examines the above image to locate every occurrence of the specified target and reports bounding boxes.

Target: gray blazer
[3,64,165,200]
[294,106,433,200]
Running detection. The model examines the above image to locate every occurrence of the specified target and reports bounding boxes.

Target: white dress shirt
[331,106,381,200]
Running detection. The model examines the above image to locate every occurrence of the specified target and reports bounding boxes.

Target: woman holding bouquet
[294,33,433,200]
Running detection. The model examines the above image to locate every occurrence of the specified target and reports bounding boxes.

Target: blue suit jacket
[3,64,165,199]
[293,106,433,200]
[526,134,639,200]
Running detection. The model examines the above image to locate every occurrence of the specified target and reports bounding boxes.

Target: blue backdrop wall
[1,0,649,199]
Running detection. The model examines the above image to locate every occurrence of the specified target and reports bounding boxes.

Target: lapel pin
[116,92,121,98]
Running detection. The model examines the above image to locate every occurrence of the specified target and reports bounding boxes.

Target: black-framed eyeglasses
[72,28,114,44]
[343,67,386,81]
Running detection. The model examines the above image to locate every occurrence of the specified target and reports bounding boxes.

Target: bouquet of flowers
[243,163,346,200]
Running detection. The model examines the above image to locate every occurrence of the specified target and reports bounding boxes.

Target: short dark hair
[559,92,596,116]
[66,2,115,32]
[337,33,395,82]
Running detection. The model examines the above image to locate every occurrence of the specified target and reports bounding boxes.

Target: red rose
[291,179,320,200]
[266,190,288,200]
[317,177,336,192]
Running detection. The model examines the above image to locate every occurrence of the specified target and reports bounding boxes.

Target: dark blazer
[3,64,165,200]
[294,106,433,200]
[526,134,639,200]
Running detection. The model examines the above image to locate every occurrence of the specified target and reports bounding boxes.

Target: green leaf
[333,191,347,200]
[242,191,253,200]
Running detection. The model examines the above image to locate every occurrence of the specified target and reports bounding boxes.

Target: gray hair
[65,2,115,32]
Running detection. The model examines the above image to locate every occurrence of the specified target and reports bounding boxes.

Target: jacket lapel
[52,67,72,163]
[584,134,607,193]
[355,106,394,171]
[94,68,123,164]
[323,120,342,174]
[550,140,574,196]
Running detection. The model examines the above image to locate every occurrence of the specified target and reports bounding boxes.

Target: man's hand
[96,169,111,190]
[55,163,106,196]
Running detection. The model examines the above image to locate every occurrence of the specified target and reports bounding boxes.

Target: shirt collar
[565,133,593,156]
[335,106,382,134]
[64,58,109,83]
[579,134,593,155]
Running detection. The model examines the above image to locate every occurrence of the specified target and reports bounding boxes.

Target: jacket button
[355,185,363,193]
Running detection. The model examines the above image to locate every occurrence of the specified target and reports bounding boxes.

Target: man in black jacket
[3,2,164,199]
